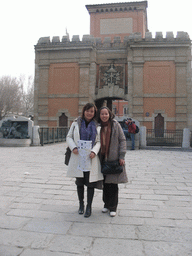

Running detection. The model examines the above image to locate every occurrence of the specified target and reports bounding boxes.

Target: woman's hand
[90,152,96,159]
[119,159,125,166]
[73,148,78,154]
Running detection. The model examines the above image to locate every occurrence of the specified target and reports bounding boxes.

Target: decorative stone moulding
[38,37,50,44]
[113,36,121,43]
[103,37,112,43]
[52,36,60,43]
[62,35,70,42]
[166,32,174,41]
[82,35,94,43]
[123,36,130,43]
[86,2,147,14]
[176,31,190,40]
[155,32,163,40]
[94,6,139,13]
[133,33,142,40]
[145,32,152,39]
[95,37,102,44]
[72,35,80,42]
[37,31,190,46]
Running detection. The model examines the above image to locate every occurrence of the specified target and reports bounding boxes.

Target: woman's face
[100,108,110,122]
[84,107,95,122]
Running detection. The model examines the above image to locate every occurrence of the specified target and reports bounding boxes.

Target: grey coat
[104,119,128,184]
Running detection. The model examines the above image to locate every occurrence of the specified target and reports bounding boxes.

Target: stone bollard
[182,128,191,148]
[139,126,146,149]
[32,126,40,146]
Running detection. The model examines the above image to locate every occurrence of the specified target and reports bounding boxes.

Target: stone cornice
[86,1,148,14]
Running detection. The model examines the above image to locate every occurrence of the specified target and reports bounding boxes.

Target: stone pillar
[32,126,40,146]
[139,126,146,149]
[175,62,187,129]
[132,62,144,121]
[78,63,91,114]
[35,65,50,127]
[182,128,191,148]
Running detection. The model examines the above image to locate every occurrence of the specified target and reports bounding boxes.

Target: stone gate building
[34,1,192,132]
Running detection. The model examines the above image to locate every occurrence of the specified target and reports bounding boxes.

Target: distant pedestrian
[97,106,128,217]
[125,118,136,150]
[66,103,103,218]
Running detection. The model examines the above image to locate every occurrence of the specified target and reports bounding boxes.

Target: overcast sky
[0,0,191,79]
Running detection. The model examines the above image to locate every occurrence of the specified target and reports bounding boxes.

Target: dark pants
[128,133,135,149]
[75,172,97,188]
[76,172,95,207]
[103,182,118,212]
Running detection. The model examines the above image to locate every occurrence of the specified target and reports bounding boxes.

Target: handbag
[101,160,123,175]
[64,147,71,166]
[65,125,75,166]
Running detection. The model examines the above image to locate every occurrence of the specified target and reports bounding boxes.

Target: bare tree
[0,76,22,120]
[19,75,34,117]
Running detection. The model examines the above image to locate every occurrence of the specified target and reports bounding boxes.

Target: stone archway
[95,97,121,112]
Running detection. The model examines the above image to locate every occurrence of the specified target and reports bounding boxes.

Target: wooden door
[155,113,164,137]
[59,113,68,127]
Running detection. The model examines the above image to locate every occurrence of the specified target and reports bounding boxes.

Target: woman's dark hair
[97,106,115,123]
[81,103,97,119]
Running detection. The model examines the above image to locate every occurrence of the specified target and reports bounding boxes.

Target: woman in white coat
[66,103,103,218]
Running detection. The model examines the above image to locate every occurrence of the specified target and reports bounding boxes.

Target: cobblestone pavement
[0,143,192,256]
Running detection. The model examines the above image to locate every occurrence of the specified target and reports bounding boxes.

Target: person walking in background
[125,118,136,150]
[66,103,103,218]
[97,106,128,217]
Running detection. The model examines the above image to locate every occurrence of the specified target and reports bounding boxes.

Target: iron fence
[147,129,183,147]
[39,127,69,146]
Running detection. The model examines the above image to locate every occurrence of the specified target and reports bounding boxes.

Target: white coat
[66,119,103,183]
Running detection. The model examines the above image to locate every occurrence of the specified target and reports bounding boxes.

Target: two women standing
[66,103,128,218]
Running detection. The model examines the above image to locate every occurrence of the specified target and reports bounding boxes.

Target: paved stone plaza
[0,143,192,256]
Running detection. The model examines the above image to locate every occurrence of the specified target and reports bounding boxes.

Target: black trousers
[103,182,118,212]
[75,172,97,188]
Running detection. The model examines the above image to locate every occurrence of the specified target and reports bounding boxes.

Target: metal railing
[147,129,183,147]
[39,127,69,146]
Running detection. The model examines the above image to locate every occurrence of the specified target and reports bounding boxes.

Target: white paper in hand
[77,140,92,172]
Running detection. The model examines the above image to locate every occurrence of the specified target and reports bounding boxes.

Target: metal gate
[39,127,69,146]
[147,129,183,147]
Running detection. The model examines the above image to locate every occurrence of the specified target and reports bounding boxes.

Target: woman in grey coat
[97,106,128,217]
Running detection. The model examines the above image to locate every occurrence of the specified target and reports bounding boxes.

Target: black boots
[77,186,94,217]
[84,187,94,218]
[84,205,91,218]
[78,203,84,215]
[77,186,84,214]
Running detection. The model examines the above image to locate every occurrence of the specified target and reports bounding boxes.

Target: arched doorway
[155,113,164,137]
[59,113,68,127]
[95,98,121,112]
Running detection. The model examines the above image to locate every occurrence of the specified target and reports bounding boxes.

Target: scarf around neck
[80,119,97,147]
[100,120,112,160]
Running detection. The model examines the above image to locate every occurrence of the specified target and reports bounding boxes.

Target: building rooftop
[86,1,148,13]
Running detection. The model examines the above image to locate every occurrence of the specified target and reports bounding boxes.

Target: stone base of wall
[0,138,31,147]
